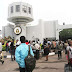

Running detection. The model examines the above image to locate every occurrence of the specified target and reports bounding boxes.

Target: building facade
[2,20,58,42]
[26,20,58,42]
[2,19,72,42]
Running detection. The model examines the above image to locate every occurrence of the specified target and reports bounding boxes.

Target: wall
[59,24,72,30]
[2,20,64,42]
[26,19,43,42]
[44,20,57,39]
[26,20,58,42]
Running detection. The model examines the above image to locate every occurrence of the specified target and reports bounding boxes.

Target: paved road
[0,52,67,72]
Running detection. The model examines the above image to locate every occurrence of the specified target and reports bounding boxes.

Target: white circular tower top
[8,2,33,24]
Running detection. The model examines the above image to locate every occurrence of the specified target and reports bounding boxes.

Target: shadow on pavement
[35,67,63,70]
[13,68,19,71]
[38,60,67,63]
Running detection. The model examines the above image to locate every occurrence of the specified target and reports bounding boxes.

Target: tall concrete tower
[7,2,33,40]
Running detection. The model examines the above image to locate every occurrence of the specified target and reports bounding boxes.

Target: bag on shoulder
[24,45,36,71]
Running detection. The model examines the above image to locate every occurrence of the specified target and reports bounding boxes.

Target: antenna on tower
[63,22,65,25]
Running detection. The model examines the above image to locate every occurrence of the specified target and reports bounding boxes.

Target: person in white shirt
[0,40,4,64]
[35,42,41,59]
[35,42,41,50]
[8,41,11,48]
[48,40,51,45]
[31,42,36,50]
[15,39,21,47]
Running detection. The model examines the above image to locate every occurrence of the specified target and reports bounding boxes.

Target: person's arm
[15,47,21,65]
[31,45,36,50]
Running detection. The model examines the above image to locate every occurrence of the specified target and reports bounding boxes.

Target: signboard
[14,26,22,35]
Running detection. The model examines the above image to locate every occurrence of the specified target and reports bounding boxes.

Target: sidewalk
[0,51,67,72]
[2,51,55,59]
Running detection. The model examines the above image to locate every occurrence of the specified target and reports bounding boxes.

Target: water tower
[7,2,33,40]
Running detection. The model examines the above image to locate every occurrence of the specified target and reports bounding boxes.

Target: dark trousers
[11,50,15,61]
[58,51,62,58]
[36,50,39,60]
[65,47,67,54]
[19,67,32,72]
[20,67,25,72]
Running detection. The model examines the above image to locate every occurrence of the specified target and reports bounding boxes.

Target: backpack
[24,45,36,71]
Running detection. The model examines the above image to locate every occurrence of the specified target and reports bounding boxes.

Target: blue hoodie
[15,43,34,68]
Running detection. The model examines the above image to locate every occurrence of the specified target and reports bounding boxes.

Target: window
[22,5,27,13]
[28,7,31,14]
[11,6,13,13]
[16,5,20,12]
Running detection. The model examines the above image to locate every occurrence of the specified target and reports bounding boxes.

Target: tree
[59,28,72,41]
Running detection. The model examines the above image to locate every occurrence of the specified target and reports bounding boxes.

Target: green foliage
[40,44,43,49]
[59,28,72,40]
[2,45,6,51]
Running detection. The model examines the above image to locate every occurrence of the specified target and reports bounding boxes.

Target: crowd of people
[0,36,72,71]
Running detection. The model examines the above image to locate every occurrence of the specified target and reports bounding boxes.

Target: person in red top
[25,40,29,45]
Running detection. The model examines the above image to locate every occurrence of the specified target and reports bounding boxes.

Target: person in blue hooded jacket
[15,36,34,72]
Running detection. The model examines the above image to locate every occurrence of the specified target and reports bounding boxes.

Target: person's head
[29,40,30,43]
[59,41,61,45]
[16,39,19,43]
[26,40,28,42]
[66,40,68,43]
[44,39,45,41]
[36,41,38,43]
[20,36,25,43]
[32,42,35,46]
[38,39,39,41]
[48,43,50,45]
[56,40,58,41]
[11,40,13,42]
[8,41,10,43]
[29,40,32,44]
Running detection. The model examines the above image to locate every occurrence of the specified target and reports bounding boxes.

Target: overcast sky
[0,0,72,30]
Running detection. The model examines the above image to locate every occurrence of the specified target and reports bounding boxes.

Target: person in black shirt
[10,40,15,61]
[44,43,50,61]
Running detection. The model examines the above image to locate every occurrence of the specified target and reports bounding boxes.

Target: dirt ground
[0,52,67,72]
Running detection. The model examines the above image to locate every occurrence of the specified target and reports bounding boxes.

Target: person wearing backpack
[15,36,34,72]
[57,41,63,60]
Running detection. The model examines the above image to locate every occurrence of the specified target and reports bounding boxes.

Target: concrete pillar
[39,19,44,43]
[56,30,59,40]
[56,20,59,40]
